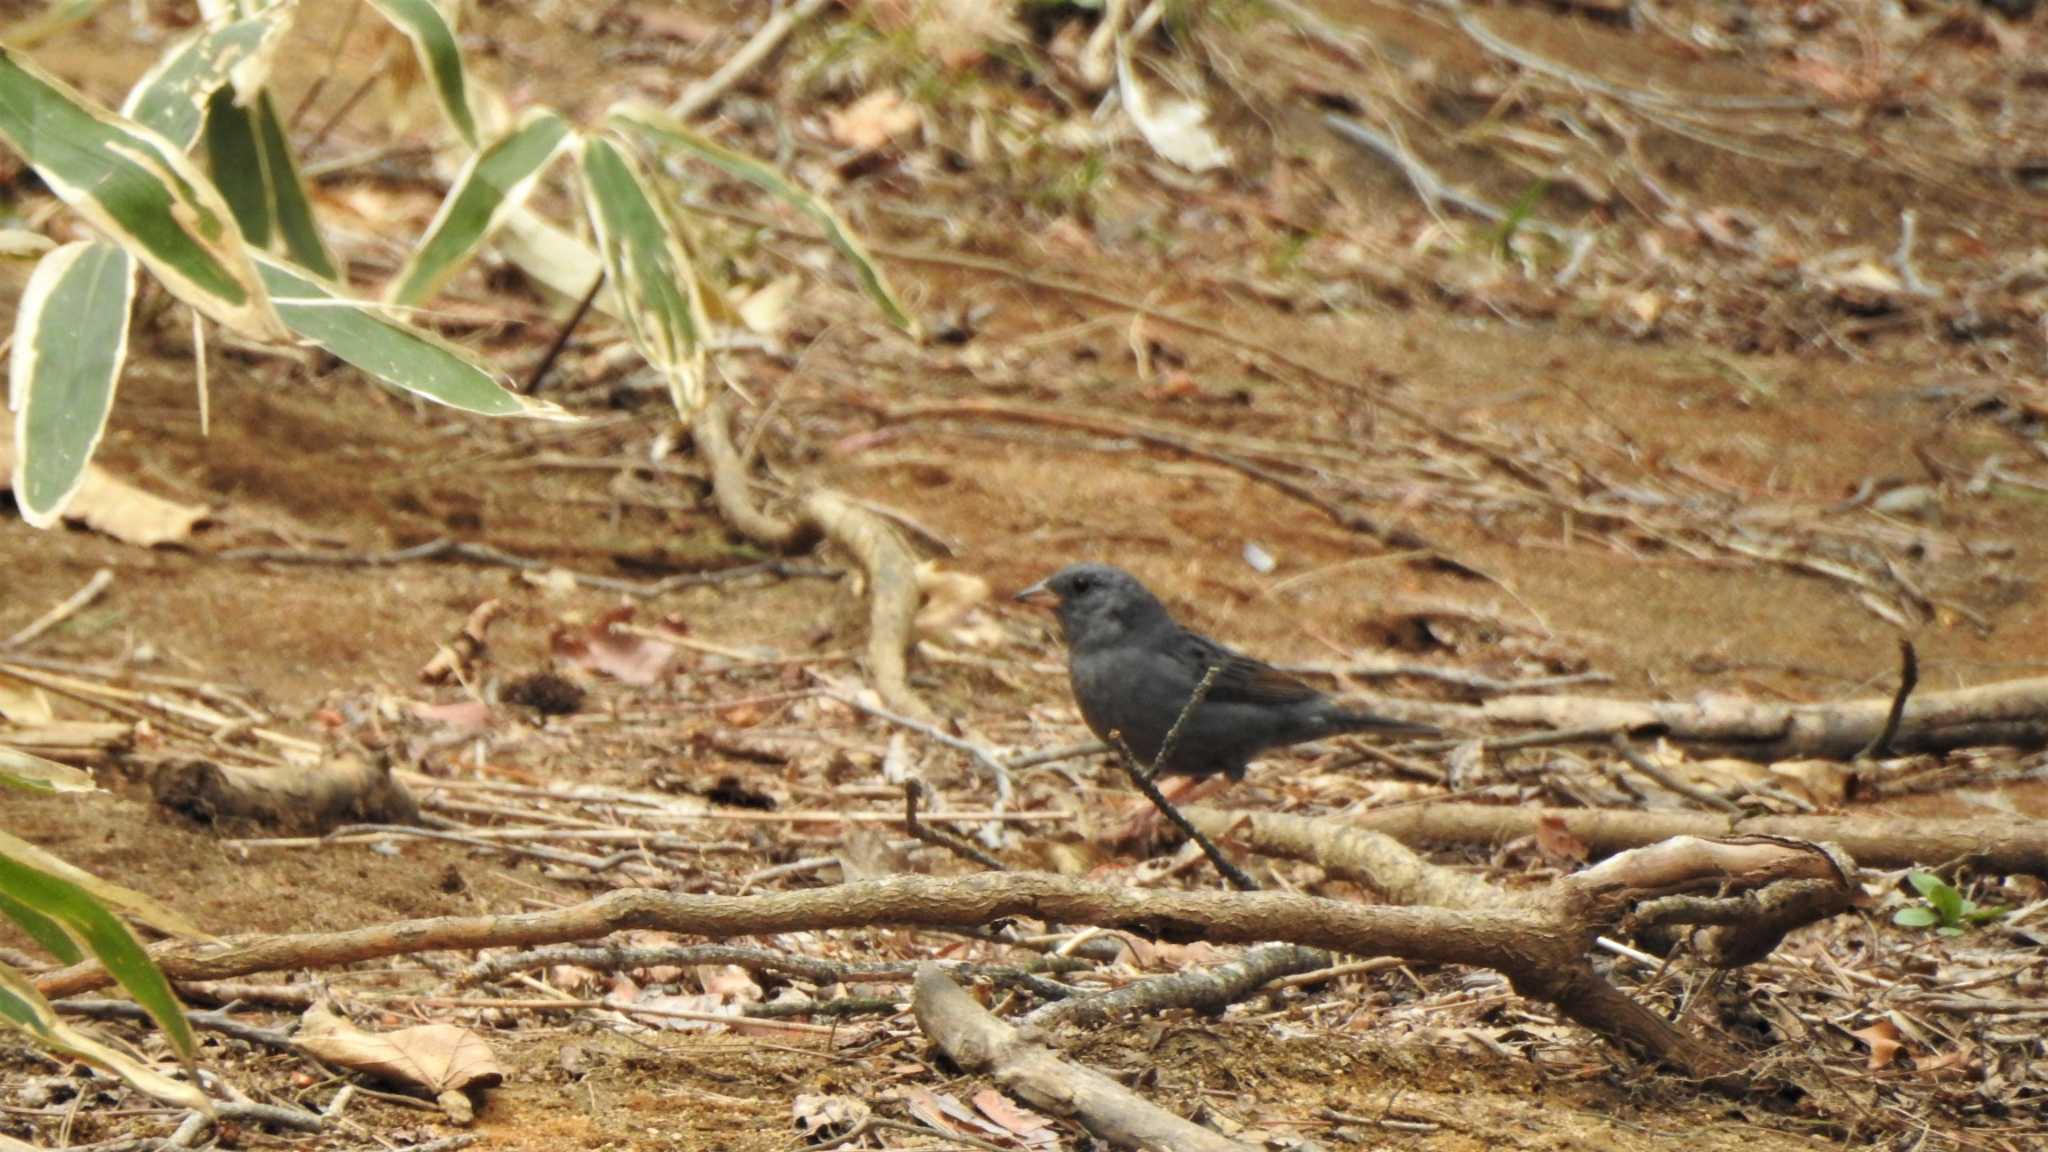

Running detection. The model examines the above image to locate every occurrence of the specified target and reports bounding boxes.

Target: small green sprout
[1892,872,2008,937]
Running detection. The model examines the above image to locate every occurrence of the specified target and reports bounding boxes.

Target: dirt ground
[5,1,2048,1150]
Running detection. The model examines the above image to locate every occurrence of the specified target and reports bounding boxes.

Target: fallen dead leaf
[793,1093,870,1139]
[551,606,676,685]
[972,1088,1056,1146]
[1848,1019,1904,1071]
[1535,813,1589,863]
[294,1003,503,1123]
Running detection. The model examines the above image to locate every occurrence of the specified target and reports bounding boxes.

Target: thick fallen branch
[1400,675,2048,760]
[34,863,1835,1084]
[693,392,928,716]
[153,756,419,833]
[1326,803,2048,875]
[912,964,1259,1152]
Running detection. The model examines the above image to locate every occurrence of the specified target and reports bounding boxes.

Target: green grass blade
[611,102,918,335]
[0,830,206,941]
[0,889,82,963]
[387,108,571,307]
[0,747,102,795]
[366,0,478,147]
[0,845,198,1069]
[121,10,288,152]
[8,241,135,528]
[202,88,272,247]
[254,252,574,421]
[578,134,710,415]
[0,47,285,341]
[252,92,334,276]
[0,963,210,1111]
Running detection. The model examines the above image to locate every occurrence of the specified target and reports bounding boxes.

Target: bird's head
[1014,563,1172,651]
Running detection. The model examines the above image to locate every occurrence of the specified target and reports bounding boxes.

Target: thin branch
[1855,638,1919,761]
[906,781,1006,870]
[1610,733,1744,815]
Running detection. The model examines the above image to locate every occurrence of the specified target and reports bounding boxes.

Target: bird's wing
[1173,630,1325,708]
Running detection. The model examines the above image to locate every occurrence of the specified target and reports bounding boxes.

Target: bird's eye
[1070,575,1094,593]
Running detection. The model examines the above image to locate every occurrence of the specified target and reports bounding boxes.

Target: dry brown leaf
[1848,1019,1904,1071]
[551,606,676,685]
[1535,813,1589,863]
[0,679,55,726]
[295,1003,502,1121]
[0,438,207,546]
[972,1088,1056,1146]
[828,89,921,152]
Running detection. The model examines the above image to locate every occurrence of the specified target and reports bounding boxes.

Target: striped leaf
[0,963,210,1111]
[255,252,574,421]
[202,89,334,275]
[578,134,711,416]
[611,103,918,335]
[0,841,198,1073]
[0,747,101,796]
[0,47,285,341]
[8,241,136,528]
[387,108,572,307]
[0,830,206,941]
[121,7,291,151]
[366,0,478,147]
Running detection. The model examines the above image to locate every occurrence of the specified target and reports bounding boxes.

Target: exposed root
[152,756,419,834]
[692,392,928,716]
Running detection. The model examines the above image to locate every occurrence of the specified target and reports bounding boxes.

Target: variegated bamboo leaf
[0,747,101,796]
[366,0,478,147]
[578,134,711,416]
[0,842,199,1072]
[610,103,918,335]
[0,830,205,941]
[252,92,334,276]
[0,48,285,341]
[8,241,135,528]
[0,964,210,1111]
[255,252,574,421]
[201,87,270,246]
[387,108,572,307]
[121,6,291,151]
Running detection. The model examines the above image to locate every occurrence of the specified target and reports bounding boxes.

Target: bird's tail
[1323,705,1440,738]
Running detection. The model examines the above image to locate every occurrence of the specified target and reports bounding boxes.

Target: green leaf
[1963,905,2010,924]
[1936,925,1964,937]
[0,888,82,963]
[0,46,285,341]
[0,829,207,942]
[578,134,711,416]
[202,87,271,247]
[1891,906,1939,928]
[387,108,571,307]
[366,0,478,148]
[0,747,101,795]
[610,103,919,335]
[254,252,574,421]
[0,963,210,1111]
[121,9,290,152]
[0,844,197,1069]
[8,241,135,527]
[251,91,334,276]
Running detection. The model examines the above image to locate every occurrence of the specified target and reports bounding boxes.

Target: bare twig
[913,965,1260,1152]
[5,568,113,649]
[1113,667,1261,892]
[216,536,832,598]
[906,781,1006,870]
[1855,639,1919,761]
[666,0,835,120]
[1610,734,1744,815]
[1024,941,1328,1029]
[522,270,605,396]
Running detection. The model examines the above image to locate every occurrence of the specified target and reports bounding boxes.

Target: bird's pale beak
[1013,579,1053,604]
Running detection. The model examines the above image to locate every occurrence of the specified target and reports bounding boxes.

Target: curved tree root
[692,392,928,717]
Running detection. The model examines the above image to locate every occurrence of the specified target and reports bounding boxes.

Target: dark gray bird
[1015,563,1434,780]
